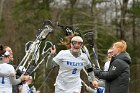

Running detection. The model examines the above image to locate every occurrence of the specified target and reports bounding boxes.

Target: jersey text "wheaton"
[67,61,83,66]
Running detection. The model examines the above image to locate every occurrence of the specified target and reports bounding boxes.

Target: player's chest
[60,56,86,69]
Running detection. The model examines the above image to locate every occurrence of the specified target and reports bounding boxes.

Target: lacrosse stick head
[83,31,94,48]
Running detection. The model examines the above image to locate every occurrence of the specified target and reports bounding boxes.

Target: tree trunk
[0,0,5,22]
[119,0,129,40]
[114,0,119,38]
[69,0,77,25]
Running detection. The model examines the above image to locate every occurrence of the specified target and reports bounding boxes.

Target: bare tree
[119,0,129,39]
[132,0,136,46]
[69,0,77,25]
[0,0,5,22]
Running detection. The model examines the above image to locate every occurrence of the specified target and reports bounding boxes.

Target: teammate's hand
[92,80,99,88]
[50,45,56,54]
[20,74,30,81]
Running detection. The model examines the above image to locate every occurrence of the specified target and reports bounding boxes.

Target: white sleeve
[9,76,22,85]
[22,84,29,93]
[84,54,96,81]
[53,50,64,64]
[83,54,91,66]
[8,65,22,85]
[0,72,11,77]
[8,65,16,76]
[0,64,16,77]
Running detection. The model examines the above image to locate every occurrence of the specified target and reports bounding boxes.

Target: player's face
[71,41,83,52]
[107,50,113,58]
[5,47,14,61]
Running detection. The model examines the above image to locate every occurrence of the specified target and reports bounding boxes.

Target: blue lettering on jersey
[67,61,83,66]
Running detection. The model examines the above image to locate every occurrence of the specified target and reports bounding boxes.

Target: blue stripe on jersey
[67,61,83,66]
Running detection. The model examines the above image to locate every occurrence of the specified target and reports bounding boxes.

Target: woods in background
[0,0,140,93]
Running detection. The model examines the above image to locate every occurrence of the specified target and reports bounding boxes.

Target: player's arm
[47,53,58,68]
[85,64,100,88]
[85,64,96,82]
[0,72,15,77]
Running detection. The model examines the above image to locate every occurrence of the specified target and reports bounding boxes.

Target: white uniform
[21,83,31,93]
[104,61,110,71]
[53,50,91,93]
[0,62,15,93]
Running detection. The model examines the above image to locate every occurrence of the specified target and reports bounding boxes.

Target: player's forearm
[9,76,22,85]
[47,54,58,68]
[85,64,96,81]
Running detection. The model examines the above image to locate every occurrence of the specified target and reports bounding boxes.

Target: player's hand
[50,45,56,54]
[92,80,99,88]
[20,74,30,81]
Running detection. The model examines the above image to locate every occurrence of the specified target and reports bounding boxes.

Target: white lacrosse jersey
[104,61,110,71]
[0,63,15,93]
[53,50,91,93]
[21,83,31,93]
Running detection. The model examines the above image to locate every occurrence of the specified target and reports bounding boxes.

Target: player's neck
[70,49,81,57]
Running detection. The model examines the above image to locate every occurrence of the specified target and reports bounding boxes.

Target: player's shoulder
[81,52,88,57]
[2,63,14,69]
[59,49,70,54]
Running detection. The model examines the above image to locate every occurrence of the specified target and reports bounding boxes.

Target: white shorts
[55,85,81,93]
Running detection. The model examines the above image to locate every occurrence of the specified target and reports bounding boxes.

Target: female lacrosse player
[49,36,97,93]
